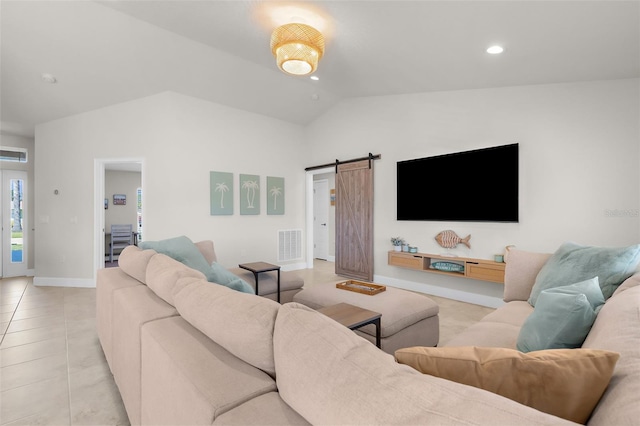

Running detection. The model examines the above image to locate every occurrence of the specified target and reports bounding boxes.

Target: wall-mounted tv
[397,143,519,222]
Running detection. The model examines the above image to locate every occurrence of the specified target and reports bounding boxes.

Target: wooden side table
[238,261,281,303]
[318,302,382,348]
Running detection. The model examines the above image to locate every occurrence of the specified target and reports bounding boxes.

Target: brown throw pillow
[395,346,619,424]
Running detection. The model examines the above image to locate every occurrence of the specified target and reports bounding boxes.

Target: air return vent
[278,229,302,262]
[1,147,27,163]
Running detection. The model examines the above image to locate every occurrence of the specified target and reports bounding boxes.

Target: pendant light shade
[270,23,325,76]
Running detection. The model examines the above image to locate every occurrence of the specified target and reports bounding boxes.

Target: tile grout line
[0,279,29,348]
[64,288,73,426]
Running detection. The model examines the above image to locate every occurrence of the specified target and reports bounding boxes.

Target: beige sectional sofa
[97,242,639,425]
[441,248,640,425]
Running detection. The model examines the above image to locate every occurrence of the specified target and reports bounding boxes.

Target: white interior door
[313,179,329,260]
[2,170,27,277]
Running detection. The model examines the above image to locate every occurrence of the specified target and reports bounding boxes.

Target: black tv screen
[397,143,519,222]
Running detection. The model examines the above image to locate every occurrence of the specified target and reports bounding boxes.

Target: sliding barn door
[335,159,374,282]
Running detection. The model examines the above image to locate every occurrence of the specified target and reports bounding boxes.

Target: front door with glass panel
[2,170,27,277]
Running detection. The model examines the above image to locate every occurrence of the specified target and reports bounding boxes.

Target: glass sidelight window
[10,178,24,263]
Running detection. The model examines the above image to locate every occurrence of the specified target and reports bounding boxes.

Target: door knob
[321,223,327,226]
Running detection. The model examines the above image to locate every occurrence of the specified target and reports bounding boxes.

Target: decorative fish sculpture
[435,230,471,249]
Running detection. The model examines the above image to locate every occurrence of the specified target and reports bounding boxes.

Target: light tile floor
[0,261,493,425]
[1,276,128,426]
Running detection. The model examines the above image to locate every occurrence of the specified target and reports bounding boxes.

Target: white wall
[306,79,640,306]
[32,79,640,304]
[0,132,35,273]
[35,92,306,285]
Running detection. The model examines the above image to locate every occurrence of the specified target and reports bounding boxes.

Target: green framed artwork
[267,176,285,215]
[240,174,260,215]
[210,171,233,215]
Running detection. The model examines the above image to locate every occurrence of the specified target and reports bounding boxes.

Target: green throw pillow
[528,242,640,306]
[209,262,255,294]
[517,277,605,353]
[139,235,212,276]
[139,236,254,294]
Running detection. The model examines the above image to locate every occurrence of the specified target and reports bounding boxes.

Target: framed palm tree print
[210,171,233,215]
[240,174,260,215]
[267,176,284,215]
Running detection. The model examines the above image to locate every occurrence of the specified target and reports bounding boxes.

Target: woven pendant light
[270,23,325,76]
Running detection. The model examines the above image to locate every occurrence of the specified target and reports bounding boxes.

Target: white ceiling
[2,1,639,138]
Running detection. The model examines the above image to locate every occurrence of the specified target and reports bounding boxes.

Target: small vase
[402,244,410,252]
[394,246,401,252]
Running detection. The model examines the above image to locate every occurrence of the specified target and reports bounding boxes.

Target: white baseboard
[27,269,35,277]
[373,274,504,309]
[33,277,95,288]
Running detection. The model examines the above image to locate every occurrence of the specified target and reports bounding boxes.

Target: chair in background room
[110,224,133,262]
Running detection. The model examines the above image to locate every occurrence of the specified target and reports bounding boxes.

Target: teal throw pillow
[517,277,605,353]
[528,242,640,306]
[139,236,254,294]
[209,262,255,294]
[139,235,211,277]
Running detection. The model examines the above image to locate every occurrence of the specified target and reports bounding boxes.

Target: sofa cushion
[274,303,572,425]
[517,277,605,352]
[141,316,276,425]
[96,266,144,369]
[111,285,178,424]
[173,278,279,377]
[146,253,207,306]
[480,301,534,327]
[582,285,640,425]
[195,240,217,264]
[443,301,533,349]
[529,242,640,306]
[212,392,310,425]
[394,346,619,424]
[503,249,551,302]
[118,245,157,284]
[612,272,640,297]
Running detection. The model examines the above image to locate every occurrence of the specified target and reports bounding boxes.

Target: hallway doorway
[94,159,143,274]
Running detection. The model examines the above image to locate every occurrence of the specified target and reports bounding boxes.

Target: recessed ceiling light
[310,75,319,81]
[486,45,504,54]
[41,73,57,84]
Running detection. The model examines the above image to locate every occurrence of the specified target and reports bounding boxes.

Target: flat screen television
[397,143,519,222]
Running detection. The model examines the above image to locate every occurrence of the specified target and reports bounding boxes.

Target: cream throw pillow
[395,346,619,424]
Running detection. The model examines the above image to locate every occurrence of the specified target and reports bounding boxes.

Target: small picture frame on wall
[210,171,234,215]
[240,174,260,215]
[267,176,284,215]
[113,194,126,205]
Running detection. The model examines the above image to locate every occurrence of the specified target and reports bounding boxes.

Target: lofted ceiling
[1,1,639,138]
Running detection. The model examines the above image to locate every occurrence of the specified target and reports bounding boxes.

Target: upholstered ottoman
[293,283,439,354]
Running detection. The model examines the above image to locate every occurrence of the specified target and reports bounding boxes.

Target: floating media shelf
[387,251,506,284]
